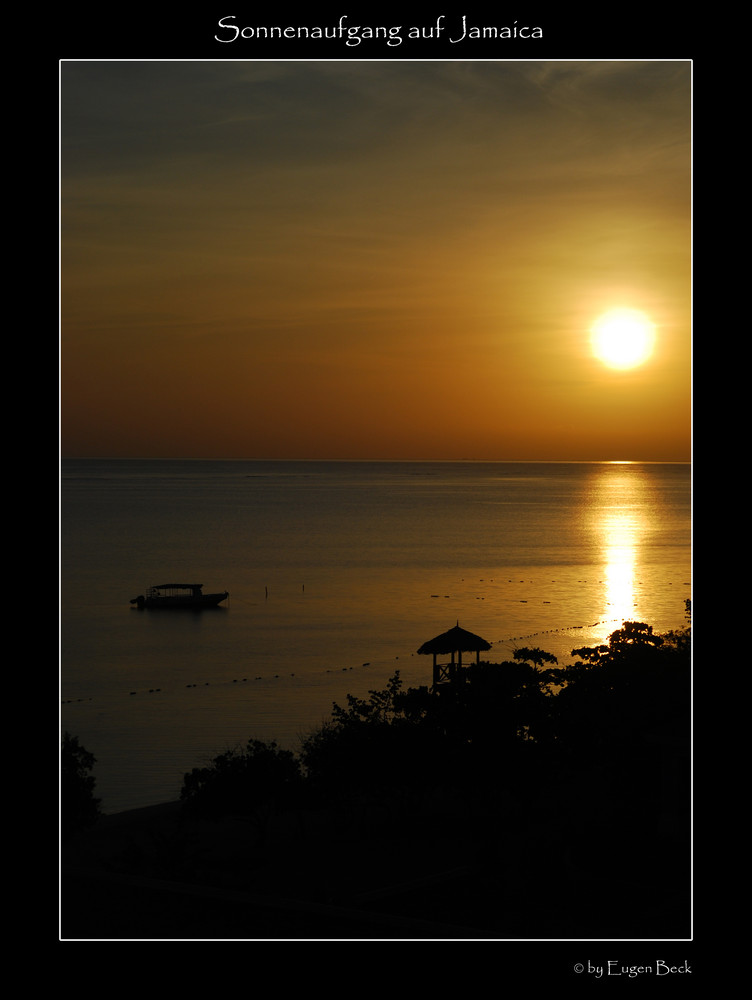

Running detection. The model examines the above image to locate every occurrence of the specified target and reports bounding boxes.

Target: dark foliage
[176,619,689,894]
[299,673,446,806]
[297,657,563,812]
[61,732,102,841]
[551,620,691,759]
[297,620,690,836]
[180,738,303,821]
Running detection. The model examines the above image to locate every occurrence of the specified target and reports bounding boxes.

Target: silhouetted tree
[556,618,690,874]
[661,599,692,656]
[547,619,691,844]
[300,663,563,813]
[570,619,664,665]
[299,672,445,807]
[61,732,101,841]
[180,739,303,824]
[513,646,558,670]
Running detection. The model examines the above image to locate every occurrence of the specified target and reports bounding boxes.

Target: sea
[60,460,691,815]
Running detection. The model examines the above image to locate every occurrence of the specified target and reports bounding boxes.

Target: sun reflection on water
[587,466,653,626]
[602,511,638,623]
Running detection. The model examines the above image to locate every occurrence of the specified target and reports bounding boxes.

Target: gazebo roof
[417,623,492,656]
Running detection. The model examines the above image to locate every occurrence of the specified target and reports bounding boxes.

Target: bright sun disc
[590,309,655,369]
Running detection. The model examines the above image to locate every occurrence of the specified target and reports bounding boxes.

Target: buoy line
[59,616,644,705]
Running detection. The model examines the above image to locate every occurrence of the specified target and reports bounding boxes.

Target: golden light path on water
[602,512,638,625]
[590,464,653,628]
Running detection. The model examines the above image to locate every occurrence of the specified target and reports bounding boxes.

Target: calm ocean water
[60,460,691,814]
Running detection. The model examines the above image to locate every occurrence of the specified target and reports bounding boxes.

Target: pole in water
[265,586,268,599]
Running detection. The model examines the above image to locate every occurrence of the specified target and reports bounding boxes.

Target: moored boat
[130,583,229,609]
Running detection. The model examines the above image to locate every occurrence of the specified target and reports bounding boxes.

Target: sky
[60,60,691,462]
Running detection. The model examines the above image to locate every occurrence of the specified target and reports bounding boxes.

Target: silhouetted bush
[61,732,101,841]
[551,620,691,759]
[180,738,303,820]
[299,672,450,806]
[298,662,560,812]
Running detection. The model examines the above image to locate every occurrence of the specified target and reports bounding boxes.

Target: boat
[130,583,229,609]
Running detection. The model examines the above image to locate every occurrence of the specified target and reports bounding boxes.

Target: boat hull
[130,591,229,609]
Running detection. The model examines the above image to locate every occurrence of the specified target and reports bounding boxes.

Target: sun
[590,308,656,370]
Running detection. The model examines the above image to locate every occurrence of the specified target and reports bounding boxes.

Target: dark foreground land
[61,782,690,941]
[63,800,501,939]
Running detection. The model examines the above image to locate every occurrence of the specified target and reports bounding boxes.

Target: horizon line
[60,455,691,464]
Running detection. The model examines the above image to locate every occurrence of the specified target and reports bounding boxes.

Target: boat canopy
[131,583,228,607]
[146,584,206,597]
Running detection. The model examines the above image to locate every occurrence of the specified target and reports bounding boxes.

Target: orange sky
[61,61,691,461]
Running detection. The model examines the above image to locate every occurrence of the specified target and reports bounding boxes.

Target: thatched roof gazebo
[417,622,492,688]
